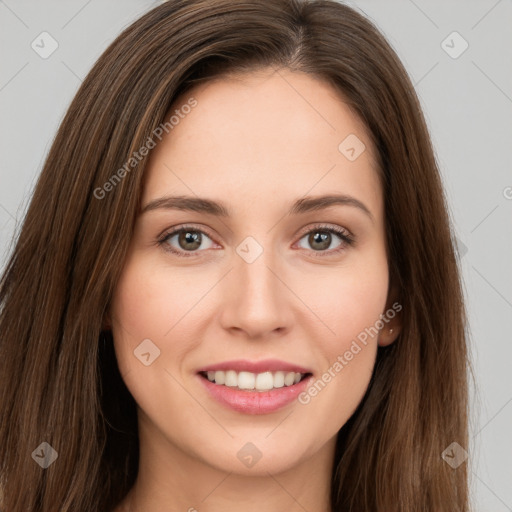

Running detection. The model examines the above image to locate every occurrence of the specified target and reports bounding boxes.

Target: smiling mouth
[199,370,312,392]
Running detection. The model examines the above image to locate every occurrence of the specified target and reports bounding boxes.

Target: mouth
[196,360,314,414]
[198,369,312,392]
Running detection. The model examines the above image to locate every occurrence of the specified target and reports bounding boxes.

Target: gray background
[0,1,511,510]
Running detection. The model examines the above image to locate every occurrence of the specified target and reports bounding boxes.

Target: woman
[0,0,473,510]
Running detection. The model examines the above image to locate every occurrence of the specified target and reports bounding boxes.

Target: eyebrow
[141,194,374,223]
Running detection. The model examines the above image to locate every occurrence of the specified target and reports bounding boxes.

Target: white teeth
[238,371,255,390]
[284,372,295,386]
[255,371,274,391]
[225,370,237,387]
[204,370,306,391]
[273,371,285,388]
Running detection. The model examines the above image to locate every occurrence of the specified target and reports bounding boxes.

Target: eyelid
[294,222,352,240]
[157,223,217,243]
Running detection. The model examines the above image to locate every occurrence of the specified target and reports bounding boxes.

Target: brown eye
[177,230,202,251]
[296,224,355,256]
[159,226,216,257]
[307,231,333,251]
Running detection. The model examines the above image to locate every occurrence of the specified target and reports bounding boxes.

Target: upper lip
[198,359,312,374]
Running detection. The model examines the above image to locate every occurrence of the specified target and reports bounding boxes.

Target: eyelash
[157,223,355,258]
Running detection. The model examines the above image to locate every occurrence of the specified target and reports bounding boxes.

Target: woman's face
[110,67,400,477]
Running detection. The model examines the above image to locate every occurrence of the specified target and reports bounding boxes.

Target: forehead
[142,68,382,217]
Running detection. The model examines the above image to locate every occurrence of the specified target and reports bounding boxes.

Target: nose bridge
[239,252,278,304]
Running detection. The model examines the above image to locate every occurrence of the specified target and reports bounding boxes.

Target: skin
[109,66,401,512]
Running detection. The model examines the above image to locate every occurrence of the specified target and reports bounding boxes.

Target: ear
[378,281,403,347]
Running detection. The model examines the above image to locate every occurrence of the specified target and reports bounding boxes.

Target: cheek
[296,255,389,353]
[337,272,388,342]
[293,252,388,406]
[295,295,385,435]
[109,259,201,423]
[109,258,189,372]
[293,251,389,424]
[111,254,203,336]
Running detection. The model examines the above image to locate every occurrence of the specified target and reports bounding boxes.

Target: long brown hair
[0,1,475,510]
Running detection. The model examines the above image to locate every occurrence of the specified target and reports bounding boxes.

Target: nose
[219,247,293,339]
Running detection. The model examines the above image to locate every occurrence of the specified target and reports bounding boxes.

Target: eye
[157,223,355,258]
[295,224,355,256]
[158,225,216,257]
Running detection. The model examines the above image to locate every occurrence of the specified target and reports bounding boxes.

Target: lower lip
[198,374,313,415]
